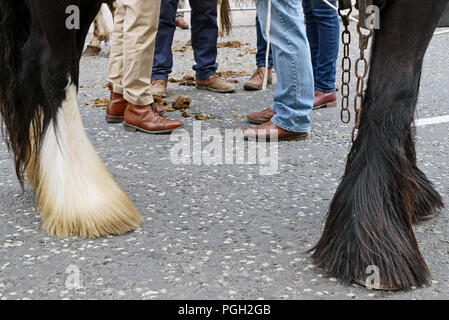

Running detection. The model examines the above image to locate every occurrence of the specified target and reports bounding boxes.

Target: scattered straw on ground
[195,113,217,120]
[217,41,249,49]
[173,47,188,53]
[239,48,257,57]
[93,98,109,107]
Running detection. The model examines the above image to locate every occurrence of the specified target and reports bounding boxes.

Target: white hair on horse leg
[25,131,38,189]
[262,0,271,91]
[35,81,142,238]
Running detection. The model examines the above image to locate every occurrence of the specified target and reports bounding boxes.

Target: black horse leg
[76,0,104,60]
[311,0,448,289]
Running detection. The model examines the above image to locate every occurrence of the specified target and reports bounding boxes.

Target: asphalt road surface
[0,22,448,300]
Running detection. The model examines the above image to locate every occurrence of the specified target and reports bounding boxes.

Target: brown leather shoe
[196,74,236,93]
[314,91,337,110]
[123,103,183,134]
[151,80,168,97]
[106,91,127,123]
[243,120,308,141]
[176,18,189,29]
[247,107,275,125]
[154,103,165,115]
[244,67,272,91]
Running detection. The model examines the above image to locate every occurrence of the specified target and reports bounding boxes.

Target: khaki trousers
[108,0,161,106]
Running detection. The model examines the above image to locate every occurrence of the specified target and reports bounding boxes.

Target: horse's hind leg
[28,0,141,238]
[83,10,104,56]
[311,0,448,290]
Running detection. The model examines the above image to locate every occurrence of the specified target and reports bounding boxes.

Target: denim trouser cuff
[152,74,169,82]
[152,70,216,82]
[257,63,274,69]
[195,70,216,81]
[315,85,336,93]
[270,105,311,133]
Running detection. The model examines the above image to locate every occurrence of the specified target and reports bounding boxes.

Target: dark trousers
[255,15,273,68]
[152,0,218,81]
[303,0,340,92]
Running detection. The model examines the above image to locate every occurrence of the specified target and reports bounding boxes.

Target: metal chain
[337,5,375,142]
[351,24,374,141]
[338,7,352,124]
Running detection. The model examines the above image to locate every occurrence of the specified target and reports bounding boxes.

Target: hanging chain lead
[338,7,352,124]
[337,5,375,143]
[351,20,374,142]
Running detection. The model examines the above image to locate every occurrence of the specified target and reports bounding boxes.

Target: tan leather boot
[196,74,236,93]
[244,67,272,91]
[123,103,183,134]
[106,91,127,123]
[151,80,168,97]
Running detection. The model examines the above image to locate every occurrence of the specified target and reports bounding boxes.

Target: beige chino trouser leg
[108,0,161,106]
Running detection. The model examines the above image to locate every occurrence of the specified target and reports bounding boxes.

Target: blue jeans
[303,0,340,93]
[152,0,218,81]
[256,0,314,133]
[255,15,273,68]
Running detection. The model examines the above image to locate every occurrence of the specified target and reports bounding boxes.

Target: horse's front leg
[26,0,142,238]
[311,0,448,290]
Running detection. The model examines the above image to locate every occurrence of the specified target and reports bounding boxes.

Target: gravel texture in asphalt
[0,22,448,300]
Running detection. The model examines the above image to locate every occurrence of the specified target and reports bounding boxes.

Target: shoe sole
[196,85,236,93]
[105,114,124,123]
[123,122,183,134]
[313,101,337,110]
[247,118,268,125]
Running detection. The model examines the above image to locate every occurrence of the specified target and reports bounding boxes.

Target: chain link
[337,6,375,142]
[351,24,374,142]
[338,7,352,124]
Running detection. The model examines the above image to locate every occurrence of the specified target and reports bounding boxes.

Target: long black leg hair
[0,0,102,185]
[311,0,448,290]
[0,0,34,184]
